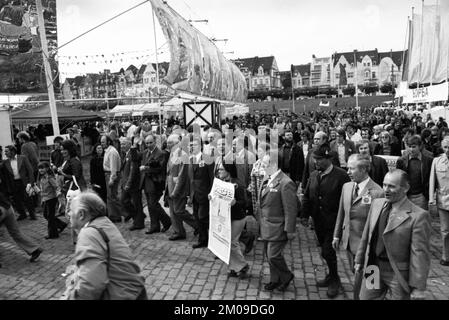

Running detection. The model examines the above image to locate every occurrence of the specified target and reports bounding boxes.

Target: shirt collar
[408,152,422,161]
[357,177,370,192]
[320,164,333,177]
[267,169,281,185]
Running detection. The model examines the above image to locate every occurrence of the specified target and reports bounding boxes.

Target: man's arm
[281,179,298,235]
[333,186,346,247]
[409,211,431,291]
[22,156,35,184]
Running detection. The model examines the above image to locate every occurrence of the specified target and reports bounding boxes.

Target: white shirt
[103,145,121,174]
[126,124,137,138]
[355,177,370,197]
[267,169,282,186]
[10,156,20,180]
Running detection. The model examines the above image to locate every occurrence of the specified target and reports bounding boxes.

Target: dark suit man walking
[301,143,350,298]
[188,137,214,249]
[4,145,36,220]
[259,153,297,292]
[357,139,389,187]
[355,170,431,300]
[279,130,304,186]
[140,135,171,234]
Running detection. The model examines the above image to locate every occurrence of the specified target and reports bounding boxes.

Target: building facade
[233,56,282,91]
[310,56,332,87]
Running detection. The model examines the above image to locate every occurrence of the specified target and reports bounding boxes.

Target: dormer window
[258,66,264,76]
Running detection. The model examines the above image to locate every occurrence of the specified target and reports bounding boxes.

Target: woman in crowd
[377,131,401,156]
[213,162,249,279]
[58,140,86,193]
[90,143,107,203]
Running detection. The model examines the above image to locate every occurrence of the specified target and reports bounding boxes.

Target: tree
[380,83,393,94]
[343,86,355,96]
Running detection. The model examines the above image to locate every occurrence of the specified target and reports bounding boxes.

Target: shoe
[58,223,67,234]
[238,264,250,279]
[244,234,256,254]
[30,248,42,262]
[440,259,449,266]
[316,274,332,287]
[129,225,145,231]
[327,278,341,298]
[192,242,207,249]
[161,223,171,233]
[145,228,160,235]
[277,273,294,291]
[264,282,280,291]
[169,234,186,241]
[17,215,27,221]
[228,270,238,278]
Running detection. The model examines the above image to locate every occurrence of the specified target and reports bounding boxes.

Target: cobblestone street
[1,205,449,300]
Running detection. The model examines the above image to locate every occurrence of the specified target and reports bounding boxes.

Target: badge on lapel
[361,194,372,205]
[199,160,205,168]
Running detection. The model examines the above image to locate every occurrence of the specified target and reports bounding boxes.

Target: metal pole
[106,73,110,131]
[36,0,60,135]
[291,66,295,113]
[354,50,359,110]
[152,8,162,135]
[418,0,424,88]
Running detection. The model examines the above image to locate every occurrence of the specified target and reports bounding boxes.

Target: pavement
[1,203,449,300]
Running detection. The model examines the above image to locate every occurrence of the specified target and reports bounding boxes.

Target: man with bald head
[165,134,197,240]
[355,169,431,300]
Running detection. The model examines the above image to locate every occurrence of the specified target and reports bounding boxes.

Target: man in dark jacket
[396,135,433,210]
[301,143,350,298]
[357,139,389,187]
[279,130,304,186]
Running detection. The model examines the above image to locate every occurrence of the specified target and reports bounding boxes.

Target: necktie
[352,184,359,201]
[261,176,270,192]
[375,202,392,257]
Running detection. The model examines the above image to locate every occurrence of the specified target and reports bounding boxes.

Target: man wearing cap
[301,143,350,298]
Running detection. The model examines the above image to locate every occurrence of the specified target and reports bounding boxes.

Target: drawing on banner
[208,178,234,264]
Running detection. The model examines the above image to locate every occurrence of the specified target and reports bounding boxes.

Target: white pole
[36,0,60,135]
[354,50,359,110]
[418,0,424,88]
[152,8,162,135]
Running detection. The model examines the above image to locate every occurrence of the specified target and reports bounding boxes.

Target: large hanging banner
[149,0,248,103]
[208,178,234,264]
[402,82,449,104]
[0,0,58,94]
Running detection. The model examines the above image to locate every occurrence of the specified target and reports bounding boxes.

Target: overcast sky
[57,0,437,79]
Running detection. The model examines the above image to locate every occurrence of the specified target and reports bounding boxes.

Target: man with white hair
[64,191,147,300]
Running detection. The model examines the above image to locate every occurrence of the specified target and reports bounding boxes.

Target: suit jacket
[279,142,305,183]
[259,171,297,241]
[4,155,35,185]
[330,140,356,165]
[429,154,449,210]
[369,155,389,187]
[334,179,385,254]
[166,148,189,199]
[139,147,166,193]
[396,153,433,199]
[20,141,39,173]
[188,153,214,203]
[302,166,350,229]
[354,198,431,292]
[301,148,340,188]
[121,147,141,191]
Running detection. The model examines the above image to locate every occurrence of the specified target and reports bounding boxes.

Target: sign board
[45,134,70,146]
[377,155,399,172]
[183,101,221,128]
[0,108,13,153]
[208,178,234,264]
[402,82,449,104]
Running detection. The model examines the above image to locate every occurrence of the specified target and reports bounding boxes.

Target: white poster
[377,155,399,172]
[208,178,234,264]
[402,82,449,104]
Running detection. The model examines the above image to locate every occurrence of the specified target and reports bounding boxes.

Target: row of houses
[232,48,406,92]
[61,62,170,100]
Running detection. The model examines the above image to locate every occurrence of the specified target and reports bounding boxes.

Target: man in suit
[355,170,431,300]
[188,136,215,248]
[332,154,385,299]
[279,130,304,186]
[4,145,36,220]
[119,137,144,231]
[396,135,433,210]
[259,153,297,292]
[330,129,356,171]
[357,140,389,187]
[140,134,171,234]
[17,131,39,176]
[166,134,198,241]
[301,143,351,298]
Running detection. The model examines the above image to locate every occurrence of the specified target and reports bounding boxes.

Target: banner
[208,178,234,264]
[402,82,449,104]
[0,0,58,93]
[377,155,399,172]
[150,0,247,103]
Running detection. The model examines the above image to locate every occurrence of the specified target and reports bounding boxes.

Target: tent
[110,103,161,116]
[11,104,104,121]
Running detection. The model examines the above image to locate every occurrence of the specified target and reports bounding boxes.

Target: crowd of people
[1,103,449,300]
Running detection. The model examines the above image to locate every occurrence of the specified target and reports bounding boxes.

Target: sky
[56,0,438,80]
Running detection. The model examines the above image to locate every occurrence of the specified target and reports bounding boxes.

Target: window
[363,62,366,67]
[372,72,376,79]
[258,66,264,76]
[367,62,371,67]
[253,79,257,86]
[259,78,263,85]
[336,74,340,79]
[265,79,269,85]
[348,72,354,78]
[365,71,370,78]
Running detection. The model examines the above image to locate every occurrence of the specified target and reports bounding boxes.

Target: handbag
[65,176,81,217]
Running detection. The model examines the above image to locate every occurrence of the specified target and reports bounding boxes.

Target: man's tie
[375,202,392,257]
[352,184,359,201]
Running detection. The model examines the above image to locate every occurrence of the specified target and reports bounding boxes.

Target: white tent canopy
[111,103,161,115]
